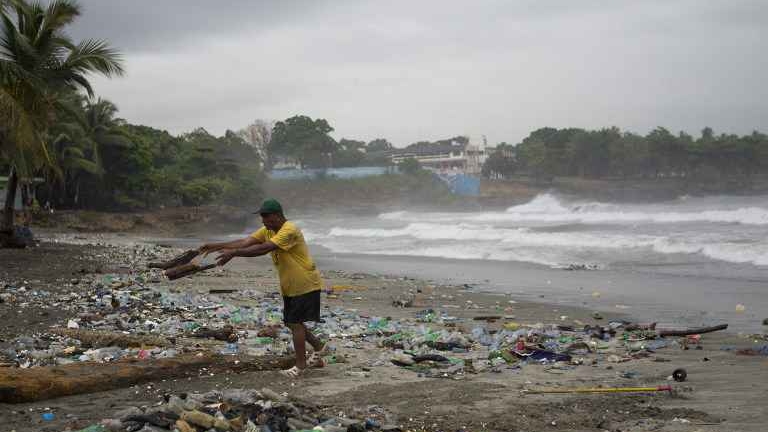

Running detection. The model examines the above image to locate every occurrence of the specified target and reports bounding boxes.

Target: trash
[515,349,572,363]
[209,289,236,294]
[733,345,768,356]
[735,304,746,313]
[67,319,80,329]
[329,284,366,292]
[672,368,687,382]
[391,353,415,366]
[42,412,55,421]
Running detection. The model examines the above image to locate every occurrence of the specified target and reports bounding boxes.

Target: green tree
[0,0,123,244]
[334,138,366,167]
[366,138,393,152]
[482,143,516,179]
[268,115,337,169]
[398,157,422,175]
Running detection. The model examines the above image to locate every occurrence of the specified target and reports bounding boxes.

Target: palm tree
[47,95,131,207]
[0,0,123,246]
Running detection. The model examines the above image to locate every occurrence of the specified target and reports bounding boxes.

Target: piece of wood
[165,263,217,281]
[189,325,237,342]
[658,323,728,337]
[49,328,172,348]
[0,353,294,403]
[473,315,502,321]
[148,249,199,270]
[209,289,237,294]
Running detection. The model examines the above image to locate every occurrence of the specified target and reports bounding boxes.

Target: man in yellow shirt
[199,198,324,377]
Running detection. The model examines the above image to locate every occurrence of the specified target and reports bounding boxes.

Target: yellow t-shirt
[250,221,323,297]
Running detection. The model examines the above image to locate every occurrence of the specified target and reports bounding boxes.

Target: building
[390,136,491,175]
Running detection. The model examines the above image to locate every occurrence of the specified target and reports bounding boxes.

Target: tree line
[483,126,768,185]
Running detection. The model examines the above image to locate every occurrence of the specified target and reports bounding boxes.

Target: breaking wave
[379,193,768,226]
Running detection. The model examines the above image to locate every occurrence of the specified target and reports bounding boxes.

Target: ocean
[234,193,768,332]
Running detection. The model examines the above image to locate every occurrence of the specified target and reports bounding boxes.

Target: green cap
[255,198,283,215]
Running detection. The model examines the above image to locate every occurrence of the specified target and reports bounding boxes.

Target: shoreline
[39,230,768,334]
[1,233,767,432]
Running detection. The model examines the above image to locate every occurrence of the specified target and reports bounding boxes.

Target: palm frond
[61,38,124,77]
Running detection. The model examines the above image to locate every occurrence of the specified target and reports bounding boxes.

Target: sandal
[280,365,305,378]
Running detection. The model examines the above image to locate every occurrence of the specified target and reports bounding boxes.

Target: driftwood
[473,315,502,321]
[0,353,294,403]
[658,323,728,337]
[189,325,237,342]
[50,328,172,348]
[165,263,217,281]
[148,249,199,270]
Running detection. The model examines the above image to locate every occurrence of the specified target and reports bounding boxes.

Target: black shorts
[282,290,321,324]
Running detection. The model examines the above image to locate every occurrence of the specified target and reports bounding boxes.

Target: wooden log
[165,263,217,281]
[148,249,199,270]
[0,353,294,403]
[189,325,237,342]
[658,323,728,337]
[49,328,172,348]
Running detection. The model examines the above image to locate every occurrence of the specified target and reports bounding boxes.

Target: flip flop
[280,365,305,378]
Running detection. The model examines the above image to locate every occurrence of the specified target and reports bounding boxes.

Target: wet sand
[316,250,768,334]
[1,234,767,432]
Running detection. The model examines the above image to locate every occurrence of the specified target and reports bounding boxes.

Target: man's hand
[215,249,236,266]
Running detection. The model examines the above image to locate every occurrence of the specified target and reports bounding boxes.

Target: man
[199,198,325,377]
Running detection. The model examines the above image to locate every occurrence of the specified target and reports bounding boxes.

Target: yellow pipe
[528,385,672,394]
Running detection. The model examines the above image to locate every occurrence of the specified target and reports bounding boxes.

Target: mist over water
[299,193,768,270]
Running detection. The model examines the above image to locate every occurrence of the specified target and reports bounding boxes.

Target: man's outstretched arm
[216,242,278,266]
[199,236,262,255]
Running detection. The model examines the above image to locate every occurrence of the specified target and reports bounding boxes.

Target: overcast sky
[70,0,767,147]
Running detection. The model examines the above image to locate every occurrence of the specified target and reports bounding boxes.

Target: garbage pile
[76,387,400,432]
[0,240,738,383]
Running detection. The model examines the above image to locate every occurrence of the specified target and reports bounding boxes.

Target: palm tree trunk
[0,167,26,247]
[2,167,19,234]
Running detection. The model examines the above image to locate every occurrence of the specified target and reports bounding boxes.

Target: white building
[390,137,491,175]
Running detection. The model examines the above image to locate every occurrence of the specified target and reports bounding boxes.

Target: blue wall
[435,173,480,196]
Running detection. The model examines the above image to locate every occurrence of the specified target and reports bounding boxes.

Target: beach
[1,233,767,432]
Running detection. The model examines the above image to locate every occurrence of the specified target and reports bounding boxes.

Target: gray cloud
[70,0,325,52]
[69,0,767,146]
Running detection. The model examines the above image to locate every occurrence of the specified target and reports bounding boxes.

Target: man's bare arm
[215,242,278,266]
[200,236,262,255]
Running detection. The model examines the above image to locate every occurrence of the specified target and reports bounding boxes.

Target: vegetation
[0,0,123,245]
[483,127,768,187]
[266,114,394,169]
[398,157,422,175]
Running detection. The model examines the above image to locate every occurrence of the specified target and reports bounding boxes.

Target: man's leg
[303,323,325,352]
[287,323,307,369]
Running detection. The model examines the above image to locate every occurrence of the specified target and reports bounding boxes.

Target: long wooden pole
[0,353,293,403]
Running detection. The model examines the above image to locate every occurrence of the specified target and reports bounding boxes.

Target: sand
[0,234,767,432]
